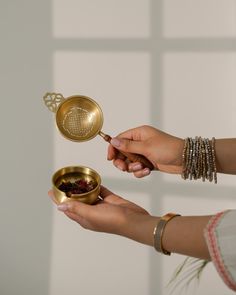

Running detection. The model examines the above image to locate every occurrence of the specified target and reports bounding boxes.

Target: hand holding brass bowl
[43,92,154,170]
[52,166,101,204]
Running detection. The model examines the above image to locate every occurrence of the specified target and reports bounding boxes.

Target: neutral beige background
[1,1,236,295]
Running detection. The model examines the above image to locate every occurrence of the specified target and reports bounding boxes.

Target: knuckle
[141,124,149,130]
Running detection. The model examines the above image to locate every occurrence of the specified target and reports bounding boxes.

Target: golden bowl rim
[52,165,101,197]
[55,95,104,142]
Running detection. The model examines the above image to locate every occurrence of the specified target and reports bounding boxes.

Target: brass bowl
[52,166,101,204]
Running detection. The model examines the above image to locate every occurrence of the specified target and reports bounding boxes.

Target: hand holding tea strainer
[43,92,154,170]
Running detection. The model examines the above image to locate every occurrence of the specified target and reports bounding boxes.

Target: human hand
[107,125,184,178]
[49,185,158,246]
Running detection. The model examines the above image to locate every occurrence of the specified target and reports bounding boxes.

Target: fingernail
[107,154,113,161]
[111,138,121,148]
[132,164,142,171]
[57,203,69,212]
[143,168,151,176]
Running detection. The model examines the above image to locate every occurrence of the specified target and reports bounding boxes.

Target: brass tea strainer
[43,92,154,170]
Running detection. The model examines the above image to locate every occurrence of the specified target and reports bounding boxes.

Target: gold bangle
[153,213,181,256]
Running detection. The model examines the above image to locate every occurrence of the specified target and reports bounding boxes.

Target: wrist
[175,138,185,172]
[154,213,181,255]
[163,137,184,174]
[120,213,159,246]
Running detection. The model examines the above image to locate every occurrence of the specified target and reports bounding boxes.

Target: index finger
[115,126,144,141]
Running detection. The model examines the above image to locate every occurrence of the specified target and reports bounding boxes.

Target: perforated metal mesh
[61,107,94,138]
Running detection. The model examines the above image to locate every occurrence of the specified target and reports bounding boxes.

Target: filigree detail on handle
[43,92,65,113]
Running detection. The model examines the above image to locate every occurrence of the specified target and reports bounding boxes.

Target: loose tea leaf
[58,179,96,197]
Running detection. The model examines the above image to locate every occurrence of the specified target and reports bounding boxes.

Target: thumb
[110,137,145,155]
[57,200,90,218]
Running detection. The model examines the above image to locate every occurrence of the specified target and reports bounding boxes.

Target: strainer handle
[99,132,154,170]
[43,92,66,113]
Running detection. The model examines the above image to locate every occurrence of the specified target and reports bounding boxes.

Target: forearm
[122,214,211,260]
[215,139,236,174]
[161,215,211,260]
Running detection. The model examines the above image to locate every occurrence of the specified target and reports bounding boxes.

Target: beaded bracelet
[181,137,217,184]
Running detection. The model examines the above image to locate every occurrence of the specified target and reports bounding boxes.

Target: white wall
[0,1,53,295]
[1,1,236,295]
